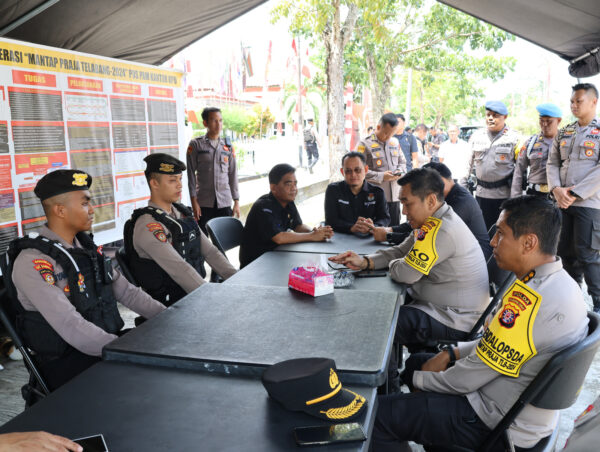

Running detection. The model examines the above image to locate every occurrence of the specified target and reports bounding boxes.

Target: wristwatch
[441,345,456,363]
[386,232,394,243]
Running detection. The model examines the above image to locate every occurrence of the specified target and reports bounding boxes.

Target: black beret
[261,357,367,422]
[144,153,186,175]
[34,170,93,201]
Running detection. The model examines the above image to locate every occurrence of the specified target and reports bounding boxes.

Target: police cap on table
[144,153,186,175]
[262,357,367,422]
[34,169,93,201]
[485,100,509,116]
[536,103,562,118]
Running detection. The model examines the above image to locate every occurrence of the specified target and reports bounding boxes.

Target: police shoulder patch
[33,259,56,286]
[146,222,168,242]
[476,279,541,377]
[357,144,365,153]
[404,217,442,275]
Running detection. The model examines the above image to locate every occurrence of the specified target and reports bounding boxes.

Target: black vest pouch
[17,311,69,361]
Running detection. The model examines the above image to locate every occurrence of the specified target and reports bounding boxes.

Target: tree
[282,81,326,127]
[349,1,515,121]
[272,0,362,180]
[221,106,253,137]
[244,104,276,137]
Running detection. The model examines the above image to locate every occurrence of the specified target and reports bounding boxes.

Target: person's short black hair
[397,168,444,202]
[307,118,314,123]
[395,113,405,122]
[379,113,398,128]
[422,161,452,179]
[572,83,599,99]
[367,126,374,133]
[415,123,428,132]
[269,163,296,184]
[201,107,221,121]
[500,196,562,255]
[341,151,366,166]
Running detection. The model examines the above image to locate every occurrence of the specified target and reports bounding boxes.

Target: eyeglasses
[343,168,364,174]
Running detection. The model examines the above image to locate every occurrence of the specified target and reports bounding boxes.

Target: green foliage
[221,106,253,135]
[244,104,276,137]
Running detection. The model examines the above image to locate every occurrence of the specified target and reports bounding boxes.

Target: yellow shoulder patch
[404,217,441,275]
[476,279,541,377]
[357,144,365,153]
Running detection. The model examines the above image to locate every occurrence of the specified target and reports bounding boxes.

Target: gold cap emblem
[159,163,174,173]
[72,173,88,186]
[329,368,339,389]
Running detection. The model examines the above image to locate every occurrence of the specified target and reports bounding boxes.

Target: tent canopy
[0,0,266,65]
[439,0,600,77]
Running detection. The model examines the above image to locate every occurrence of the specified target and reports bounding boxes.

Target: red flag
[302,65,311,79]
[186,85,193,98]
[292,39,297,56]
[187,110,199,124]
[186,60,192,72]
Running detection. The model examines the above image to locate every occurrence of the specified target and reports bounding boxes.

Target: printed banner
[0,37,184,250]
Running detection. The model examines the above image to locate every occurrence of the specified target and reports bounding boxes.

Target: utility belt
[476,174,512,189]
[527,183,550,193]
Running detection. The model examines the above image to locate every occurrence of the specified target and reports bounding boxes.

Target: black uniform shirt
[389,184,492,261]
[394,132,418,171]
[324,180,390,233]
[239,193,303,268]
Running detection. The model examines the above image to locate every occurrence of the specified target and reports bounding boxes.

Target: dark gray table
[226,251,406,295]
[275,232,391,255]
[0,362,378,451]
[104,284,400,386]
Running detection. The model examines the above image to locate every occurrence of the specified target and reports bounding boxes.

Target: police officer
[303,118,320,171]
[468,100,521,231]
[330,168,489,391]
[123,154,236,307]
[510,103,562,198]
[372,196,588,451]
[324,152,390,234]
[547,83,600,313]
[413,124,430,168]
[393,113,418,172]
[239,164,333,268]
[187,107,240,233]
[356,113,407,226]
[8,170,165,390]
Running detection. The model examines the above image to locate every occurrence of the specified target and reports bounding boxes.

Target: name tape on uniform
[476,279,541,377]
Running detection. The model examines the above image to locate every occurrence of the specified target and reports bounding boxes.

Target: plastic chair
[444,311,600,452]
[206,217,244,258]
[116,246,139,286]
[0,255,50,405]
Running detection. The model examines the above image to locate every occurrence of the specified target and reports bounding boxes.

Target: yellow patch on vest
[476,279,541,377]
[404,217,441,275]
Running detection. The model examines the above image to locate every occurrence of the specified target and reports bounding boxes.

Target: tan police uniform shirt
[413,258,588,448]
[547,118,600,208]
[367,203,489,332]
[132,201,237,293]
[12,225,165,356]
[186,135,240,208]
[510,134,553,198]
[468,126,521,199]
[356,133,407,202]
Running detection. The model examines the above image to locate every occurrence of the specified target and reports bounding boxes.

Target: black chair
[428,273,516,350]
[0,255,50,405]
[116,246,138,286]
[206,217,244,258]
[446,311,600,452]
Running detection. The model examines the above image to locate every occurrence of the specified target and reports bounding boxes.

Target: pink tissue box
[288,266,334,297]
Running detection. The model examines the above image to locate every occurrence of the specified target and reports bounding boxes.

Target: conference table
[0,361,378,451]
[275,232,393,255]
[104,283,400,386]
[226,250,406,295]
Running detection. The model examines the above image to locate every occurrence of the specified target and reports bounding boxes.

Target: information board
[0,38,185,250]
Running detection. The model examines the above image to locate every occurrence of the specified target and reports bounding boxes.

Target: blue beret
[485,100,508,115]
[536,103,562,118]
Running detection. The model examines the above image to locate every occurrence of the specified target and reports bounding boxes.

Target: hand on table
[0,432,83,452]
[371,226,391,242]
[328,251,366,270]
[350,217,375,234]
[311,225,334,241]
